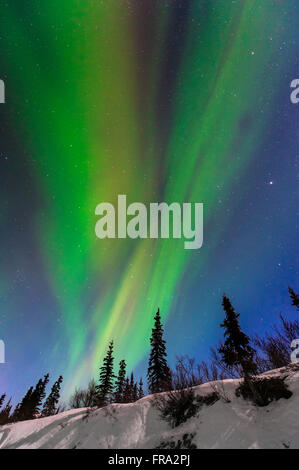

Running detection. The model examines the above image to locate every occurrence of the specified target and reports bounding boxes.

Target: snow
[1,365,299,449]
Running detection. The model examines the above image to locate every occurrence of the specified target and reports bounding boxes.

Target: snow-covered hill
[1,365,299,449]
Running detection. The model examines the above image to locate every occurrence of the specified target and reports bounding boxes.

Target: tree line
[70,307,172,408]
[0,307,171,423]
[0,375,63,425]
[0,286,298,425]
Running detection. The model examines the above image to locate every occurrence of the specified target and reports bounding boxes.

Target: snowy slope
[1,365,299,449]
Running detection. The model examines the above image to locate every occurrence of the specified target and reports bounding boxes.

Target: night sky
[0,1,298,402]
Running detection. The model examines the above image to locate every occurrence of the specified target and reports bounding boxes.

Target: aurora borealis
[0,1,298,401]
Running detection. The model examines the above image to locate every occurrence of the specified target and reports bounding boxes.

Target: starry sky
[0,0,298,402]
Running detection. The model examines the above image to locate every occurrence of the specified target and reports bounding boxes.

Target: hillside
[1,365,299,449]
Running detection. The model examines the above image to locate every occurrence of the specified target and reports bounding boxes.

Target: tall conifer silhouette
[289,287,299,311]
[42,376,63,416]
[123,377,131,403]
[218,295,257,377]
[138,379,144,399]
[114,359,126,403]
[147,308,172,394]
[0,393,5,410]
[29,374,50,417]
[96,341,115,406]
[130,372,135,399]
[0,399,12,425]
[14,386,33,421]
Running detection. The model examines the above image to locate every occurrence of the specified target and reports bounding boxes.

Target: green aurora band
[0,1,296,396]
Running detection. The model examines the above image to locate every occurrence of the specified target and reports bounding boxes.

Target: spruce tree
[96,341,115,406]
[114,360,126,403]
[15,386,34,421]
[289,287,299,311]
[130,372,135,399]
[147,308,172,394]
[29,374,50,417]
[11,403,20,422]
[42,376,63,417]
[123,377,131,403]
[132,383,138,402]
[0,399,12,425]
[0,393,5,410]
[138,379,144,400]
[218,295,257,377]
